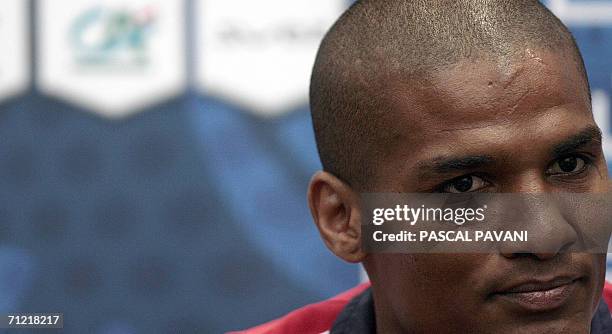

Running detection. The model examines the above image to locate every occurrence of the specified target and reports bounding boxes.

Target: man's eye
[546,155,588,175]
[441,175,488,193]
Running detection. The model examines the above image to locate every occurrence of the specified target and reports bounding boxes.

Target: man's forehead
[368,48,597,188]
[383,48,591,137]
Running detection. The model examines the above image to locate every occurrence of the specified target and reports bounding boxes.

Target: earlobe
[307,171,366,263]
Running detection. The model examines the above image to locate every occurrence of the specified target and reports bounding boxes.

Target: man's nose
[503,172,550,193]
[499,195,578,260]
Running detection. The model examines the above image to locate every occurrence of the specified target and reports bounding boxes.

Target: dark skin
[308,48,609,333]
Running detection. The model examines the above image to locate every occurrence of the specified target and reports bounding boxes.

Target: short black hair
[309,0,589,189]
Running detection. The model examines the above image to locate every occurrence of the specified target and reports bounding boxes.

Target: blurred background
[0,0,610,333]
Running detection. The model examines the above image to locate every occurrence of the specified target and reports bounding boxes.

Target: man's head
[307,1,609,333]
[310,0,591,190]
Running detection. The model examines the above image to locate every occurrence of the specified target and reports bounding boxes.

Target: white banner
[0,0,29,102]
[195,0,346,117]
[548,0,612,25]
[37,0,186,118]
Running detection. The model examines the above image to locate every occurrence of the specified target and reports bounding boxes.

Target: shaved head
[309,0,589,189]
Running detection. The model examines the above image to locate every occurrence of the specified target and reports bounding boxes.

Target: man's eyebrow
[417,155,495,176]
[552,126,602,157]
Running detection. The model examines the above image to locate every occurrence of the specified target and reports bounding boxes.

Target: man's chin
[498,319,590,334]
[490,306,593,334]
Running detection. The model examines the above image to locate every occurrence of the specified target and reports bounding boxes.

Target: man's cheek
[392,254,486,296]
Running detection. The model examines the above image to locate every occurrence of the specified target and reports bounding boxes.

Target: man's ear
[307,171,366,263]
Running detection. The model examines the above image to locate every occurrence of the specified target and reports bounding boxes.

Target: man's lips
[492,276,584,312]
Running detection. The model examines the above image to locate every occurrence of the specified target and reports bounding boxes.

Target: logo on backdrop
[37,0,186,118]
[0,0,29,102]
[70,5,157,68]
[195,0,347,117]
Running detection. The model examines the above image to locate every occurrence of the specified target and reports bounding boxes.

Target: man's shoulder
[230,281,612,334]
[228,283,371,334]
